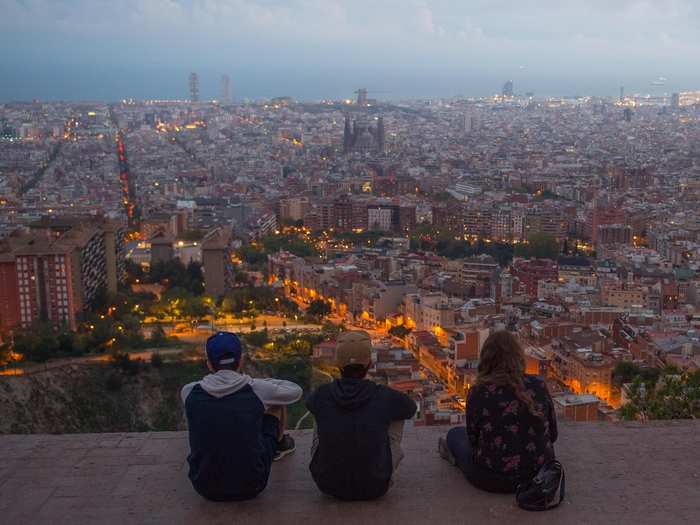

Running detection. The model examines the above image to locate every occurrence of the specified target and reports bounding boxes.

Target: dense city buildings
[2,85,700,422]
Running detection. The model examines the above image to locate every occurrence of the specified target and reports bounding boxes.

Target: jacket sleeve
[305,389,318,414]
[386,387,417,421]
[465,386,480,448]
[180,382,198,404]
[250,378,303,407]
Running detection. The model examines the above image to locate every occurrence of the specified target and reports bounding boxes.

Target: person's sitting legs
[388,420,406,472]
[266,405,296,461]
[445,426,473,473]
[439,427,517,494]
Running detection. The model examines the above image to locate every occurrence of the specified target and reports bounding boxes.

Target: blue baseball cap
[205,332,244,368]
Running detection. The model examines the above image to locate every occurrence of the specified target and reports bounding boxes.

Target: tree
[185,261,205,295]
[148,325,169,347]
[436,239,472,259]
[272,355,311,391]
[12,324,80,362]
[57,332,79,356]
[277,297,300,317]
[687,370,700,388]
[613,361,661,386]
[237,245,267,268]
[183,296,209,328]
[159,287,208,327]
[613,361,640,385]
[220,286,278,315]
[307,300,331,319]
[389,325,412,339]
[321,320,341,338]
[488,242,515,267]
[246,307,259,325]
[621,373,700,420]
[149,260,204,295]
[13,332,47,362]
[125,259,145,284]
[233,270,250,286]
[515,233,560,260]
[261,233,320,258]
[242,329,270,348]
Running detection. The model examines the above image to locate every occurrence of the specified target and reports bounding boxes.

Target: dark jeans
[446,427,517,494]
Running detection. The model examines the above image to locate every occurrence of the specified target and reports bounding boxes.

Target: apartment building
[0,217,124,331]
[201,227,234,298]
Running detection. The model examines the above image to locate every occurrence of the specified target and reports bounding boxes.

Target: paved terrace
[1,422,699,525]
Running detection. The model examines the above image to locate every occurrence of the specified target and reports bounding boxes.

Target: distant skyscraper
[189,72,199,103]
[220,74,231,104]
[356,88,368,106]
[460,113,475,132]
[671,92,680,109]
[377,115,385,153]
[459,113,468,131]
[623,107,633,122]
[343,114,353,154]
[502,80,514,98]
[619,86,625,103]
[460,113,480,133]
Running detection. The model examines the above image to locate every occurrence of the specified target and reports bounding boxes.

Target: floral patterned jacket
[466,375,558,481]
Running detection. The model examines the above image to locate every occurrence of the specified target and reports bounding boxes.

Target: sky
[2,0,700,102]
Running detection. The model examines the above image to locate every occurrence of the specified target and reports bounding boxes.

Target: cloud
[2,0,700,96]
[3,1,700,52]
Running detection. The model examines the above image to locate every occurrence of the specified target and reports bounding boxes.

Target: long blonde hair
[476,330,542,418]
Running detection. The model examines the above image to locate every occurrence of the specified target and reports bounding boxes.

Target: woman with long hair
[438,330,558,493]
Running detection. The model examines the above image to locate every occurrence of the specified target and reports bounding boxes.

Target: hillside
[0,356,315,434]
[0,362,205,434]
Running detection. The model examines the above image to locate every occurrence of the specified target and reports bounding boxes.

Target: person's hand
[266,405,283,419]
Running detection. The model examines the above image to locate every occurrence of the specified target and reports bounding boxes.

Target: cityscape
[3,1,700,522]
[2,75,700,427]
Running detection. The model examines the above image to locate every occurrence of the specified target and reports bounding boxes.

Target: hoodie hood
[330,378,377,410]
[199,369,251,398]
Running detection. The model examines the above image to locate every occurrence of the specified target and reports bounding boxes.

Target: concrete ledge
[1,422,699,524]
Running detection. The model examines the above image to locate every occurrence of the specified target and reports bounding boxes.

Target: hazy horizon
[3,0,700,102]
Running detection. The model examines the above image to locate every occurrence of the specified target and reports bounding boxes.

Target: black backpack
[516,460,565,511]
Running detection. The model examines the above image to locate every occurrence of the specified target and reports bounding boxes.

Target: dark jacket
[466,375,558,488]
[306,378,417,500]
[182,370,302,501]
[184,384,278,501]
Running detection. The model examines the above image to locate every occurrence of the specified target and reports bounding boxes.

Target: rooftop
[1,421,699,525]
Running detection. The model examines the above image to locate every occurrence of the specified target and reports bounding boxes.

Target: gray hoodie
[181,369,303,407]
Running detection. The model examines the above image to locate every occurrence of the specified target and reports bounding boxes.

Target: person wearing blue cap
[181,331,303,501]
